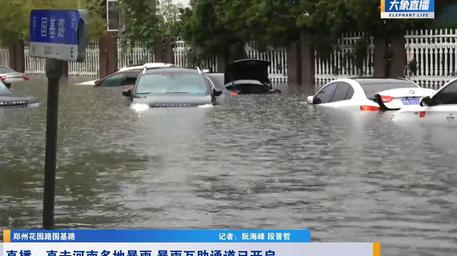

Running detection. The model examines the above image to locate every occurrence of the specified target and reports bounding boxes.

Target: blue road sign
[29,10,88,62]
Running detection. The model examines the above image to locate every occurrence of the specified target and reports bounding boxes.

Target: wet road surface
[0,76,456,256]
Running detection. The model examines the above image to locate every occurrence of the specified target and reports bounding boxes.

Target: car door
[421,80,457,122]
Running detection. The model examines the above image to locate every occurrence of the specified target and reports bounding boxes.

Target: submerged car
[123,67,222,110]
[393,77,457,123]
[0,66,30,88]
[0,80,38,108]
[77,63,175,87]
[224,59,280,94]
[307,78,435,111]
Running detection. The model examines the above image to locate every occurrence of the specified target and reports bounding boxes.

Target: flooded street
[1,77,456,256]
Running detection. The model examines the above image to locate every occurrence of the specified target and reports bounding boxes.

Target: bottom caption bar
[1,230,381,256]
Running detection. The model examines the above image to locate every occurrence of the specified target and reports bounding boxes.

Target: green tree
[216,0,302,50]
[0,0,29,45]
[180,0,304,63]
[180,0,245,63]
[158,0,183,37]
[119,0,161,51]
[179,0,457,64]
[0,0,105,46]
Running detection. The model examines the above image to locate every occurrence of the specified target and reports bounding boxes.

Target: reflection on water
[1,77,456,256]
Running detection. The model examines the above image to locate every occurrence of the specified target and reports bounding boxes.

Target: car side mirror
[306,96,314,104]
[420,96,432,106]
[122,89,132,97]
[213,89,222,97]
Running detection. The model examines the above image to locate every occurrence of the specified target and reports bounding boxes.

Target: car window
[124,71,141,85]
[432,80,457,105]
[0,66,15,73]
[203,75,215,89]
[207,74,225,89]
[359,81,417,99]
[136,72,209,95]
[345,86,354,99]
[314,83,337,104]
[99,73,126,87]
[331,83,353,102]
[0,81,11,94]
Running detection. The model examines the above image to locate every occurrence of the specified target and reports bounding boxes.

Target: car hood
[75,80,97,86]
[224,59,270,84]
[133,94,213,107]
[0,94,38,107]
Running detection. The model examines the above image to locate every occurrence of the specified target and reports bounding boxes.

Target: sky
[172,0,189,6]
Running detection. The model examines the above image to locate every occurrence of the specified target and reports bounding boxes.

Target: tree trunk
[99,35,118,78]
[287,40,301,86]
[299,31,315,96]
[373,37,387,78]
[8,40,25,72]
[388,34,407,78]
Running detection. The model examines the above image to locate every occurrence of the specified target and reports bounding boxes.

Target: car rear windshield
[358,80,417,99]
[0,66,15,73]
[136,72,208,95]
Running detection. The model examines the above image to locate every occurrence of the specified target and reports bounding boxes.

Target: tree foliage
[180,0,457,61]
[180,0,303,61]
[180,0,242,60]
[119,0,161,51]
[157,0,183,37]
[0,0,105,46]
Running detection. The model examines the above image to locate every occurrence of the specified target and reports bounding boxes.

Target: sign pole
[30,8,88,229]
[43,58,64,229]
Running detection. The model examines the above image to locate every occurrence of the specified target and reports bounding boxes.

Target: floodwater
[1,76,456,256]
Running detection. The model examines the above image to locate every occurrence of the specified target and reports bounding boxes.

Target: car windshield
[358,80,418,99]
[0,81,11,94]
[136,72,208,95]
[0,66,15,73]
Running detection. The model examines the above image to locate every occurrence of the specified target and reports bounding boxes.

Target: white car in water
[0,66,30,88]
[307,78,435,111]
[393,77,457,123]
[76,63,175,86]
